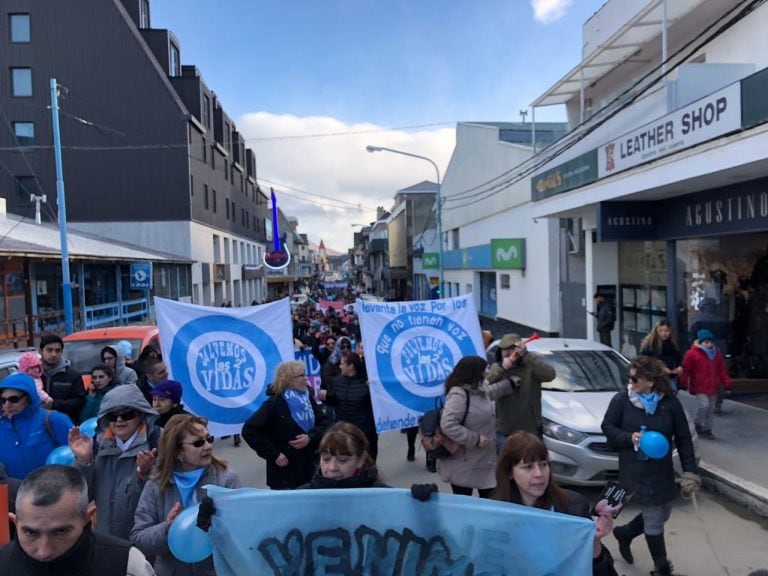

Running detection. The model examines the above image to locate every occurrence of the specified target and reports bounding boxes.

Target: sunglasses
[181,435,214,448]
[106,409,138,422]
[629,375,639,383]
[0,394,24,405]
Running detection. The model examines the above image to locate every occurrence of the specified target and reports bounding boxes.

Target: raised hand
[136,447,157,480]
[68,426,93,465]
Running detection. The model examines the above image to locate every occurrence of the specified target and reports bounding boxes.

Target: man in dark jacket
[591,293,615,347]
[0,464,155,576]
[39,333,85,424]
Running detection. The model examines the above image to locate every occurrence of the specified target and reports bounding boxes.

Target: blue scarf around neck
[702,345,717,360]
[636,391,660,415]
[173,467,206,508]
[283,388,315,432]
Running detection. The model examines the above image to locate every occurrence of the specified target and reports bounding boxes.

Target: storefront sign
[443,244,492,270]
[491,239,525,269]
[422,252,440,269]
[598,83,741,178]
[597,202,657,241]
[130,262,152,290]
[531,150,598,201]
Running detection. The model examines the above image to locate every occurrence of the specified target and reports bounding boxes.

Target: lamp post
[365,145,443,297]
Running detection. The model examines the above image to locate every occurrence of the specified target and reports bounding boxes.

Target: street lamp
[365,145,444,297]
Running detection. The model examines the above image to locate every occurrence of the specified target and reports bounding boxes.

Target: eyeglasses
[181,435,214,448]
[0,394,24,405]
[106,409,138,422]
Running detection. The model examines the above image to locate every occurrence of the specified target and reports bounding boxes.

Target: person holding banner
[438,356,516,498]
[299,422,385,489]
[494,432,618,576]
[601,356,699,576]
[242,361,328,490]
[131,415,241,575]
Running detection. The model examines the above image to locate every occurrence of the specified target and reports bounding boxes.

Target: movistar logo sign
[491,239,525,269]
[422,253,439,269]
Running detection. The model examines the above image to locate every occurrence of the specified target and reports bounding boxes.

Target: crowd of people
[0,307,720,576]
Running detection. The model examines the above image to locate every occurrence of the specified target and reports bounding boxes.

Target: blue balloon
[46,445,75,466]
[79,417,98,438]
[168,504,213,563]
[639,430,670,459]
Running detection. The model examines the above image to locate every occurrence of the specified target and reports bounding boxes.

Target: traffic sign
[130,262,152,290]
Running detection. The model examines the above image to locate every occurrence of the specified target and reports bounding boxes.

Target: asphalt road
[214,429,768,576]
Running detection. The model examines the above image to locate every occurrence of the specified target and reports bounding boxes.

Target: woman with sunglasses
[131,414,241,575]
[68,384,161,539]
[242,360,328,490]
[0,373,72,479]
[78,364,119,423]
[494,432,618,576]
[601,356,700,576]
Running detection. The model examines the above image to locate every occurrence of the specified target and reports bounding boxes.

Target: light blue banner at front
[204,487,594,575]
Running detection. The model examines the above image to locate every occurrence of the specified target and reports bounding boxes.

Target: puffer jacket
[438,379,513,490]
[76,385,160,540]
[131,466,241,576]
[0,373,72,478]
[679,342,732,396]
[324,374,375,433]
[42,358,86,424]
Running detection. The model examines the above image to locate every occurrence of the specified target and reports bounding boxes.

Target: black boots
[646,533,675,575]
[613,513,644,564]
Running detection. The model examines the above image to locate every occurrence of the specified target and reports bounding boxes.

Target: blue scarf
[702,345,717,360]
[636,391,661,415]
[283,388,315,432]
[172,467,206,508]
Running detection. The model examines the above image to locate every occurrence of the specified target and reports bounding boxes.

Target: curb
[699,459,768,519]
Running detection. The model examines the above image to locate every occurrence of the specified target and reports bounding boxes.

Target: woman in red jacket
[679,329,732,439]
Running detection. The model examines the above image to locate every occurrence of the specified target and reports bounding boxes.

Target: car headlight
[542,418,588,444]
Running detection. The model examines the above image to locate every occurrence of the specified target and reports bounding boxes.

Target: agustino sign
[597,82,741,178]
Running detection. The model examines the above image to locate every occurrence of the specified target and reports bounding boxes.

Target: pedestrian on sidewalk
[679,329,732,439]
[639,319,684,394]
[601,356,700,576]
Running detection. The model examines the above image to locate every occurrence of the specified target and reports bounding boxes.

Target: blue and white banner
[201,486,594,575]
[357,295,485,433]
[155,297,295,436]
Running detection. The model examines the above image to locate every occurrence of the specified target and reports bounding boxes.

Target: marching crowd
[0,297,743,576]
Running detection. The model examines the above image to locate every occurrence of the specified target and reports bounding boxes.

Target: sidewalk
[677,390,768,518]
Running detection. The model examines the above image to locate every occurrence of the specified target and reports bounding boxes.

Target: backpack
[418,388,470,460]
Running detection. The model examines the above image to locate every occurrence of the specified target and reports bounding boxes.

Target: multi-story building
[0,0,271,310]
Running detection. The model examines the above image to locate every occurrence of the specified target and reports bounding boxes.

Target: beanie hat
[150,380,182,404]
[697,329,715,342]
[18,352,42,374]
[499,333,522,349]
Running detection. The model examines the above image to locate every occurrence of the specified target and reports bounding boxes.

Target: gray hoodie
[77,385,160,540]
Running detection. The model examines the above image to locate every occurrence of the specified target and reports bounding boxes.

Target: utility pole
[50,78,74,334]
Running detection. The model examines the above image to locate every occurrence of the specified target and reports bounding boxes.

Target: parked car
[0,347,38,383]
[486,337,697,486]
[63,326,160,382]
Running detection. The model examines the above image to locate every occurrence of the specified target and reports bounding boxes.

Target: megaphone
[522,332,540,345]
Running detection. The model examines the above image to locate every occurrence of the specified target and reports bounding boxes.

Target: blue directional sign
[130,262,152,290]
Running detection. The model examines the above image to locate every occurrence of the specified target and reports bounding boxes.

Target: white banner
[598,82,741,178]
[155,297,295,436]
[357,295,485,433]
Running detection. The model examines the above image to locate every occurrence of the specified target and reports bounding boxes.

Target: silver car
[0,347,38,383]
[487,337,696,486]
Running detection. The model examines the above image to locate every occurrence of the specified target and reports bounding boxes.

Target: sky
[150,0,607,253]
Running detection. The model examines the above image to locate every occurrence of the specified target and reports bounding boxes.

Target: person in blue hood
[0,373,72,479]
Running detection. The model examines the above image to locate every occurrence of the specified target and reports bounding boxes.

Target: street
[214,429,768,576]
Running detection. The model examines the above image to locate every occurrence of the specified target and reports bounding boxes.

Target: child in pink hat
[18,351,53,405]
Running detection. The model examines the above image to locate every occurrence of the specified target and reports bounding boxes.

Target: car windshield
[64,339,141,374]
[536,349,628,392]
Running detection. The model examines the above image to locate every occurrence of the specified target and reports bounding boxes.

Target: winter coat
[242,390,327,489]
[0,373,72,479]
[299,466,387,489]
[131,466,241,576]
[601,390,697,506]
[42,358,86,424]
[438,379,513,490]
[639,339,682,373]
[155,404,191,428]
[679,343,732,396]
[488,353,556,436]
[77,385,160,540]
[114,348,139,387]
[324,374,375,433]
[79,382,118,423]
[595,300,615,332]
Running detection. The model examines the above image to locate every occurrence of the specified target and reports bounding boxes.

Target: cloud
[531,0,574,23]
[236,112,455,254]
